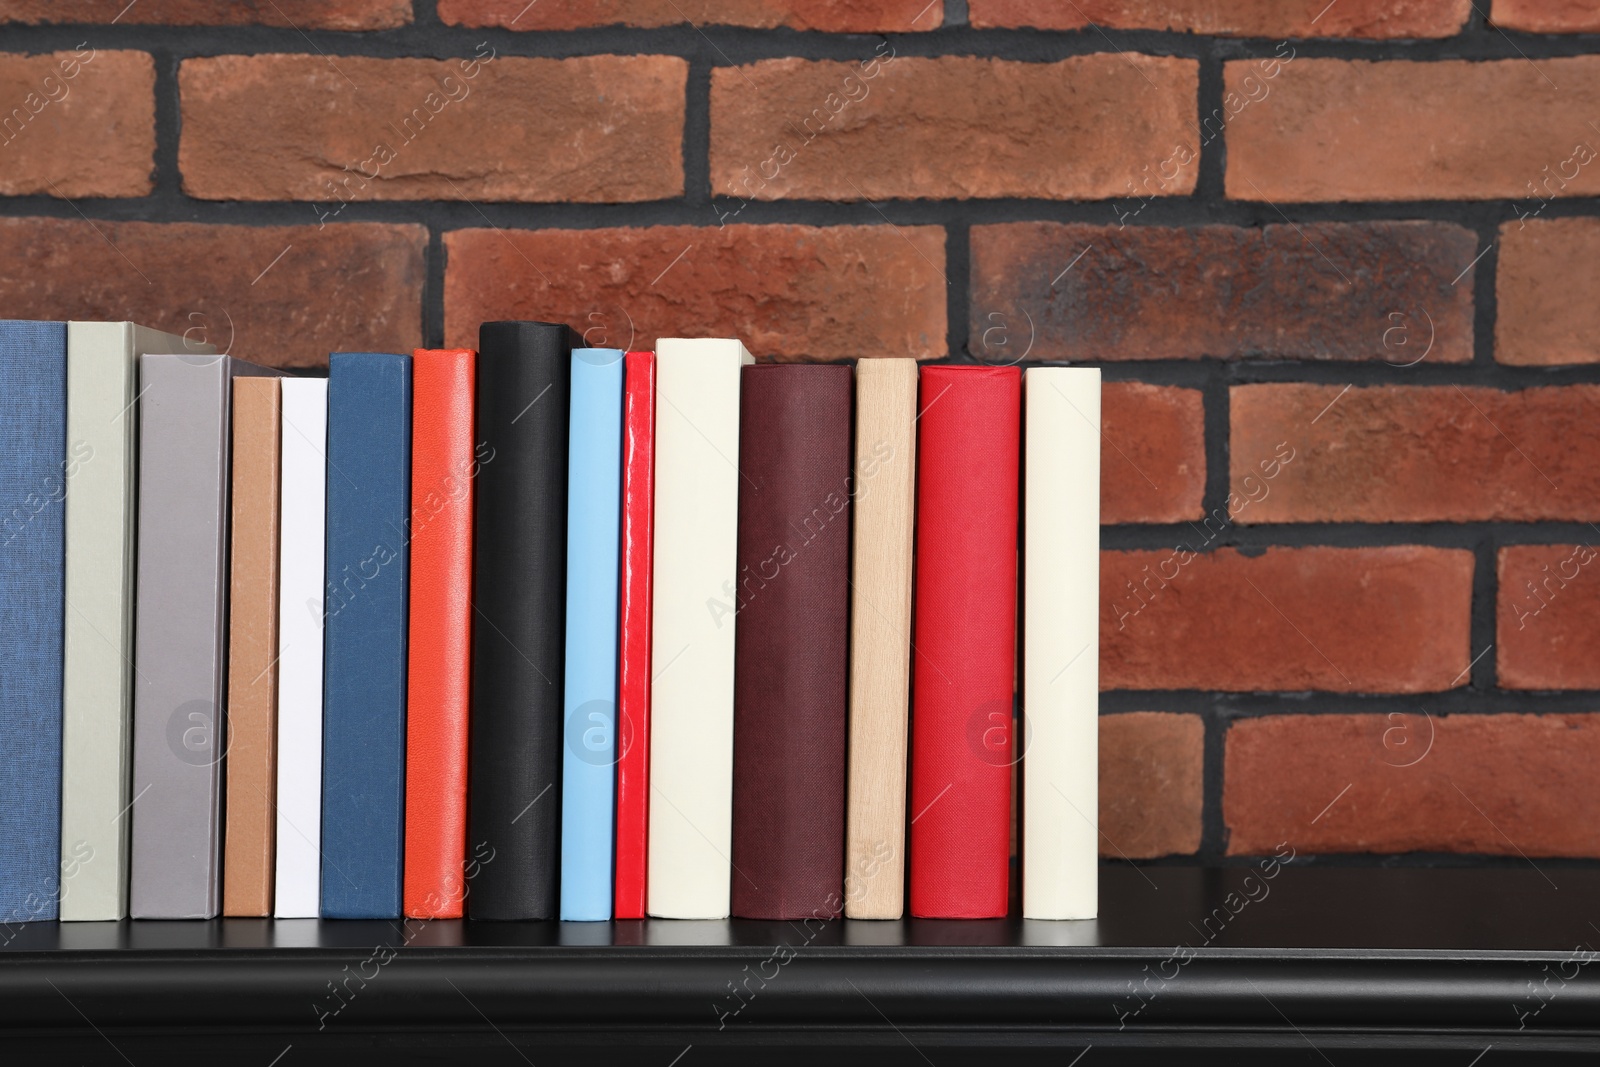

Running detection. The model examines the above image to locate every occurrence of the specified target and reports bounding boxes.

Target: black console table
[4,865,1597,1064]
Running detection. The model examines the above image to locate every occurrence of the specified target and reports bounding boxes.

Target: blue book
[321,352,411,919]
[559,348,624,921]
[0,321,66,923]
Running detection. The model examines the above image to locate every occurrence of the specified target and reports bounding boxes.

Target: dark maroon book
[730,363,852,920]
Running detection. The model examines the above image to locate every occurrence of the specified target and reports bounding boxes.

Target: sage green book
[59,322,212,921]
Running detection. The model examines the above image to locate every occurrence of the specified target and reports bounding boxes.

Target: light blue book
[559,348,624,921]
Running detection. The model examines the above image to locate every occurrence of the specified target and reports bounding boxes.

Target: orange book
[404,348,477,918]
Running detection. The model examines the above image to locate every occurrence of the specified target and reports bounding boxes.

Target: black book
[467,320,577,919]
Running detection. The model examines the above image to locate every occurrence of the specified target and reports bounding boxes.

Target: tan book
[222,377,282,916]
[844,358,918,919]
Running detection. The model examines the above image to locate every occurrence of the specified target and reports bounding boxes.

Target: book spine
[730,364,852,920]
[130,355,236,919]
[321,352,412,919]
[468,321,573,920]
[1022,368,1100,920]
[274,379,328,919]
[613,350,656,921]
[61,324,211,922]
[404,349,478,920]
[648,337,751,919]
[0,320,66,923]
[60,321,133,922]
[560,348,625,921]
[844,358,918,920]
[223,377,283,917]
[908,366,1021,919]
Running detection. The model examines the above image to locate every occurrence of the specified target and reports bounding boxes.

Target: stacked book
[0,319,1100,924]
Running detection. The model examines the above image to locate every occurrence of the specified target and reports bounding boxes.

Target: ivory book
[647,337,752,919]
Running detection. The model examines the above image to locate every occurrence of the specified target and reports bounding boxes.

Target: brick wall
[4,0,1598,868]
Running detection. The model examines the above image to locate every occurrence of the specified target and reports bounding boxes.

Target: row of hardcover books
[0,319,1100,924]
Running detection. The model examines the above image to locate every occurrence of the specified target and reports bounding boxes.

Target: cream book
[59,322,212,922]
[844,358,917,919]
[274,378,328,918]
[1022,367,1100,920]
[647,337,752,919]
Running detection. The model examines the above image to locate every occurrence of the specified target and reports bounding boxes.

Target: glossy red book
[404,348,477,919]
[613,350,656,920]
[909,365,1021,919]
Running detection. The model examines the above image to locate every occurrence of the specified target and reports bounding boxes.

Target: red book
[909,365,1020,919]
[613,350,656,920]
[404,348,477,919]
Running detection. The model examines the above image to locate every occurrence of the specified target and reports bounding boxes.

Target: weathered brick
[438,0,940,30]
[0,218,424,369]
[1493,0,1600,33]
[970,0,1469,37]
[1225,713,1600,857]
[1498,545,1600,690]
[710,55,1198,201]
[0,50,153,198]
[970,221,1475,362]
[1496,218,1600,365]
[1230,384,1600,522]
[1100,383,1205,524]
[0,0,412,27]
[1103,546,1473,693]
[444,224,946,360]
[1227,58,1600,201]
[1100,712,1203,859]
[179,54,685,202]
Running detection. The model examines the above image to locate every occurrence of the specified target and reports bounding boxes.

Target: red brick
[1225,713,1600,857]
[970,0,1469,37]
[1230,384,1600,522]
[179,54,685,203]
[0,50,153,198]
[0,0,411,27]
[1498,545,1600,690]
[0,218,424,369]
[1103,546,1473,693]
[970,222,1475,362]
[710,55,1198,201]
[1227,58,1600,202]
[1100,712,1203,859]
[1493,0,1600,33]
[444,224,946,361]
[1496,218,1600,365]
[1100,383,1204,524]
[438,0,939,30]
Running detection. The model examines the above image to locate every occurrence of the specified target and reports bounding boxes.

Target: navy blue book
[0,321,67,922]
[321,352,412,919]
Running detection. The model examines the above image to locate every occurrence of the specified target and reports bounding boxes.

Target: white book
[647,337,752,919]
[1022,367,1100,921]
[273,378,328,918]
[60,322,211,922]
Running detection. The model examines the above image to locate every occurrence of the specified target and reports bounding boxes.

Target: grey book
[129,354,279,920]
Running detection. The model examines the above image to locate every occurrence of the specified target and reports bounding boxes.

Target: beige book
[844,358,918,919]
[59,323,212,922]
[646,338,752,919]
